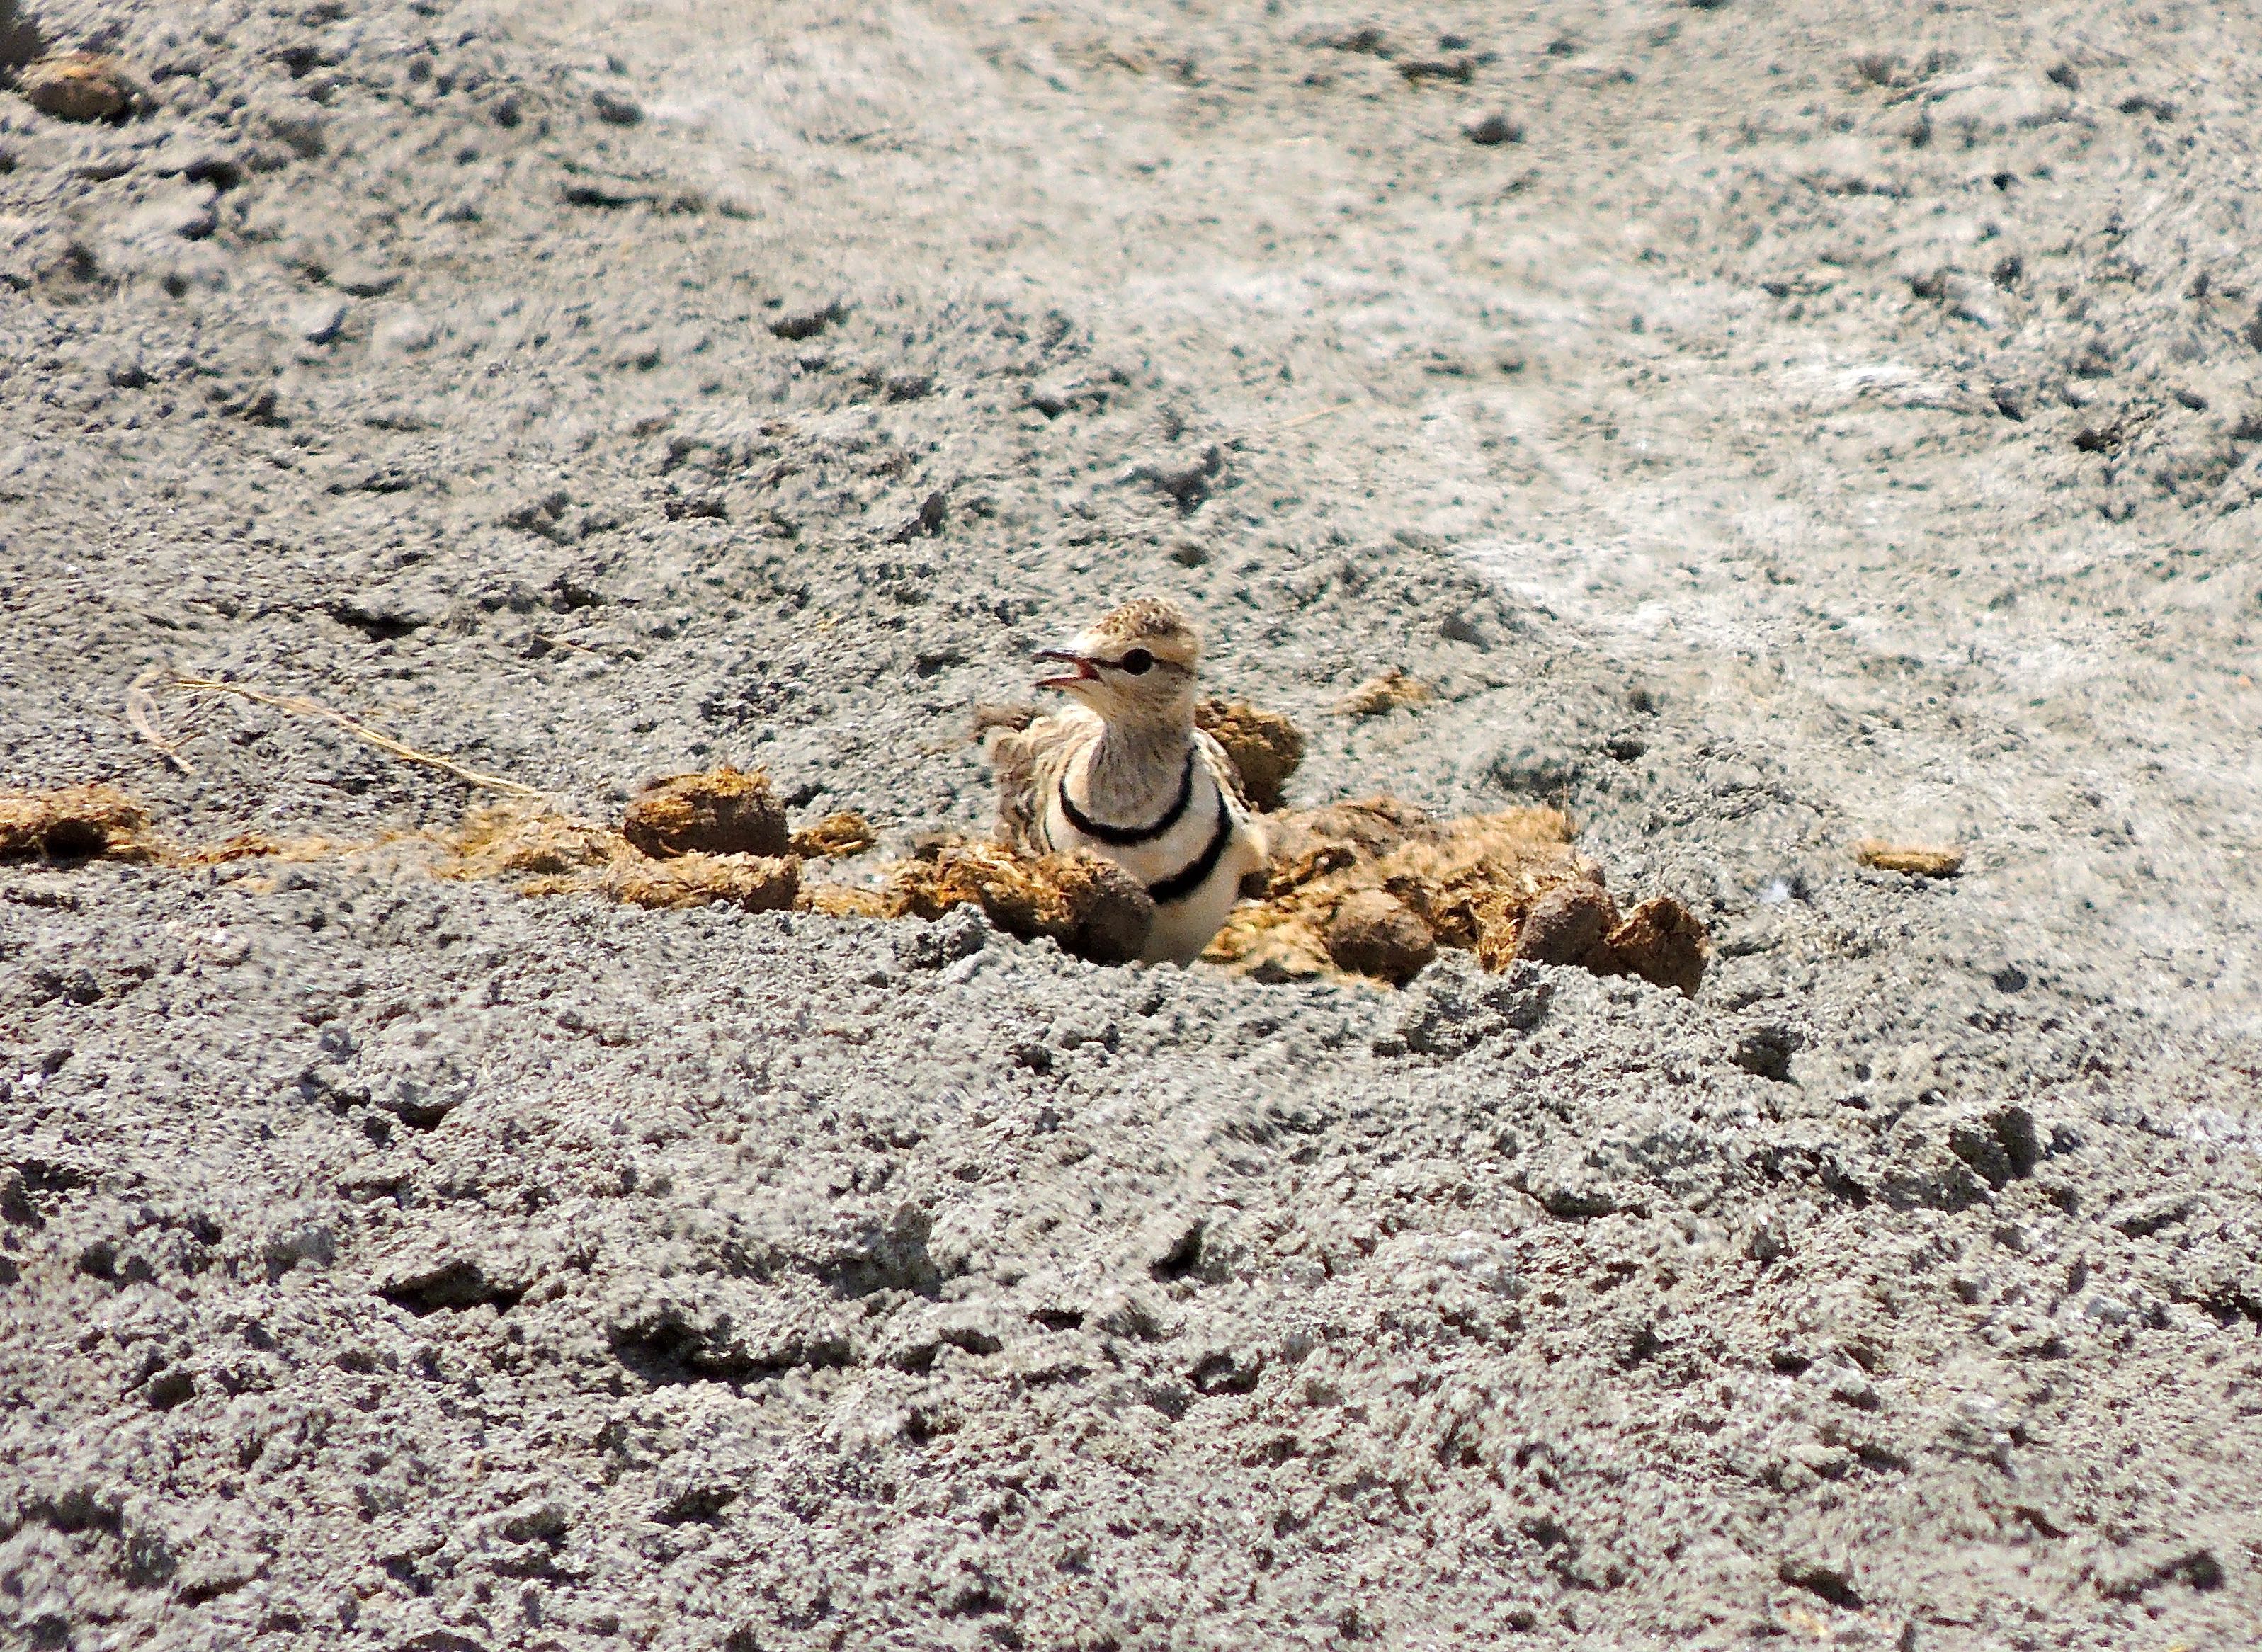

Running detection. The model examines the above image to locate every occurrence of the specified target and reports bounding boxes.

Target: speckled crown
[1088,597,1200,669]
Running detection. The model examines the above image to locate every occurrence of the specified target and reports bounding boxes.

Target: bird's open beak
[1035,647,1099,691]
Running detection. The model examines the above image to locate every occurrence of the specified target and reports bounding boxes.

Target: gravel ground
[3,1,2259,1648]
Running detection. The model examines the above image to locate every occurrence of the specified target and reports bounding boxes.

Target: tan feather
[987,707,1101,854]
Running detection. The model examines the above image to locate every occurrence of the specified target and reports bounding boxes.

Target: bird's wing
[987,708,1098,853]
[1194,727,1254,814]
[1194,727,1267,862]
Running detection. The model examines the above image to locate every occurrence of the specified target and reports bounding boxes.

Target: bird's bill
[1034,646,1100,690]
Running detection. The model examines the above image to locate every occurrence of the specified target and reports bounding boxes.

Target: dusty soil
[4,1,2260,1648]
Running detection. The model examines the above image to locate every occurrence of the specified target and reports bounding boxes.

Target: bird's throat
[1078,722,1196,828]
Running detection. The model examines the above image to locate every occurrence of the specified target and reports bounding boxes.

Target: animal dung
[1325,888,1438,984]
[790,811,877,860]
[0,785,152,860]
[1193,698,1306,811]
[1333,668,1432,717]
[585,851,799,914]
[16,53,140,123]
[11,769,1705,991]
[443,798,800,912]
[622,767,790,858]
[872,838,1155,967]
[1207,797,1710,994]
[1853,839,1966,877]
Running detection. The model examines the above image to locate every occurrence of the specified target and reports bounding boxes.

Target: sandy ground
[4,1,2260,1647]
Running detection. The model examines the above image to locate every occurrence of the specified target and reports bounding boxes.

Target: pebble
[593,88,643,127]
[290,297,349,344]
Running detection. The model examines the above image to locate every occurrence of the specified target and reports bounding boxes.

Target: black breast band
[1058,750,1195,846]
[1146,793,1237,907]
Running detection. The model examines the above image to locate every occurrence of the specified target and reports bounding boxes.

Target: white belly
[1042,772,1261,965]
[1139,850,1253,964]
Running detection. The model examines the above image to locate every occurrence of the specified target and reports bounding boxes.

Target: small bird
[987,598,1266,964]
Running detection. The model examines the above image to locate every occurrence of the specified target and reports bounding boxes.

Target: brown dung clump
[1854,839,1966,878]
[1601,895,1711,997]
[18,53,140,122]
[869,838,1154,965]
[0,785,152,860]
[1333,668,1431,717]
[790,812,877,860]
[1325,887,1438,984]
[622,768,789,859]
[445,799,799,913]
[582,853,799,913]
[1195,698,1305,811]
[1205,797,1709,993]
[6,759,1704,993]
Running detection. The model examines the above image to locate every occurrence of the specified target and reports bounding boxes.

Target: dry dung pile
[3,787,378,871]
[1854,838,1967,877]
[1193,698,1306,812]
[1209,798,1709,993]
[444,792,802,915]
[5,767,1699,993]
[790,811,879,859]
[620,766,790,858]
[0,785,152,860]
[13,52,140,123]
[806,838,1156,966]
[1332,667,1432,717]
[809,796,1707,994]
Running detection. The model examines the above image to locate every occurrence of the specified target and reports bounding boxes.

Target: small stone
[370,307,438,355]
[290,297,348,343]
[1326,889,1437,984]
[592,87,642,126]
[0,1168,40,1226]
[768,300,844,341]
[1777,1554,1862,1610]
[261,99,327,159]
[897,903,989,969]
[1467,112,1523,145]
[330,262,401,298]
[2110,1192,2198,1239]
[1732,1023,1802,1082]
[1948,1105,2039,1190]
[115,186,218,244]
[18,53,140,123]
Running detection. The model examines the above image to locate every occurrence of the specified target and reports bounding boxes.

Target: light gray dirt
[3,1,2259,1648]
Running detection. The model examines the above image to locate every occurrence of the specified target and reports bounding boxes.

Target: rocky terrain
[3,1,2258,1647]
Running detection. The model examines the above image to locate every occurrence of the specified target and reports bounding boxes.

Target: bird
[986,597,1266,964]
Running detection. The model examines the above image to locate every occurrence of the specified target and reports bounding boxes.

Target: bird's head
[1035,596,1201,728]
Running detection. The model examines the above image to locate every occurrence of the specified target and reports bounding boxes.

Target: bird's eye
[1116,649,1154,675]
